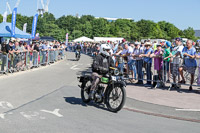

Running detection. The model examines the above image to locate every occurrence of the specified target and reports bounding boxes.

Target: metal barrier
[0,53,9,73]
[114,54,200,90]
[0,49,66,75]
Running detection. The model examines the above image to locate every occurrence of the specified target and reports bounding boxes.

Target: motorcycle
[75,50,81,61]
[78,67,126,112]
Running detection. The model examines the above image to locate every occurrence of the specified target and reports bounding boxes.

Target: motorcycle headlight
[114,69,120,76]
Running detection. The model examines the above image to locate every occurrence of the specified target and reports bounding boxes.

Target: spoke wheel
[105,85,126,113]
[81,80,91,103]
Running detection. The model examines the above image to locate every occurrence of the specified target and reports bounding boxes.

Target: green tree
[92,18,109,37]
[183,27,195,40]
[137,19,163,39]
[0,14,3,23]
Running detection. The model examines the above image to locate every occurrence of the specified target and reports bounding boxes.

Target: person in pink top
[150,44,163,79]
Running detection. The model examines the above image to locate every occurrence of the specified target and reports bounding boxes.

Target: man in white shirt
[121,43,133,78]
[171,37,184,88]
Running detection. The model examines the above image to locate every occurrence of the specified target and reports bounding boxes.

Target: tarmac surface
[0,52,199,133]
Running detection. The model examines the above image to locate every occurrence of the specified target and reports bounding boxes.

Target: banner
[23,23,27,32]
[36,33,40,37]
[31,14,39,38]
[3,11,7,22]
[11,8,17,37]
[66,33,68,46]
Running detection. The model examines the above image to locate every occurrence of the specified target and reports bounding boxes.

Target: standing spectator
[132,43,144,84]
[153,41,157,51]
[127,42,136,82]
[1,42,10,72]
[121,43,133,78]
[8,41,14,71]
[163,41,172,82]
[139,42,153,86]
[29,43,34,67]
[171,38,184,88]
[179,40,197,91]
[115,46,124,74]
[150,44,163,80]
[41,42,48,65]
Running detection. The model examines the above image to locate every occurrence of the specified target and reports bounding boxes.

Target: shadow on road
[64,97,108,111]
[68,59,78,61]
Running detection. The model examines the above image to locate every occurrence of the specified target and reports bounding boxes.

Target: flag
[36,33,40,37]
[31,14,39,38]
[23,23,27,32]
[11,8,17,37]
[66,33,68,46]
[3,11,7,22]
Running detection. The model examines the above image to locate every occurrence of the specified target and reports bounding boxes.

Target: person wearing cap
[179,40,197,91]
[132,42,144,84]
[163,41,172,83]
[171,38,184,88]
[139,42,153,86]
[41,42,48,65]
[150,43,164,80]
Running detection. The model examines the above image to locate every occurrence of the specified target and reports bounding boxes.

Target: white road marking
[175,109,200,112]
[20,111,45,120]
[41,109,63,117]
[0,101,14,109]
[70,65,80,70]
[0,113,5,119]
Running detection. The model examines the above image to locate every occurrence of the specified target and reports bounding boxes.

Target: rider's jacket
[76,45,82,51]
[92,53,114,75]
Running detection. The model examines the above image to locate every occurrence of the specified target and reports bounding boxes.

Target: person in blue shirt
[178,40,197,91]
[139,42,153,86]
[41,42,48,65]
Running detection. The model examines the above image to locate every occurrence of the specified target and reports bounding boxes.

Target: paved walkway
[126,83,200,109]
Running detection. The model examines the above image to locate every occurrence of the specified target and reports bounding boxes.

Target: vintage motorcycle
[78,67,126,112]
[75,50,81,61]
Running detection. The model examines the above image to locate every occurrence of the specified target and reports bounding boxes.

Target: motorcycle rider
[75,42,82,59]
[90,44,114,99]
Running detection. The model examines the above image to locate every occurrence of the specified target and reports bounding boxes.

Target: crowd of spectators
[0,40,66,73]
[71,38,200,91]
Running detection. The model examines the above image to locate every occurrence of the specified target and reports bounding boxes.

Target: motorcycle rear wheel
[81,81,91,103]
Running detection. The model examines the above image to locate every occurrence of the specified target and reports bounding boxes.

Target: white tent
[73,36,94,42]
[93,37,124,42]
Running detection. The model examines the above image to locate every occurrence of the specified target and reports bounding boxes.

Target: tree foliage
[0,13,196,41]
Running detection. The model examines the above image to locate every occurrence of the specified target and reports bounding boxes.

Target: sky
[0,0,199,30]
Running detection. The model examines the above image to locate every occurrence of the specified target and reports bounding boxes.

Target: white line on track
[175,109,200,112]
[70,65,80,70]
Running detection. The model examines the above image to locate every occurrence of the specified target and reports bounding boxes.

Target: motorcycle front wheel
[105,85,126,113]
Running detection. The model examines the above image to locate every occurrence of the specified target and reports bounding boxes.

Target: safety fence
[114,54,200,90]
[0,49,65,74]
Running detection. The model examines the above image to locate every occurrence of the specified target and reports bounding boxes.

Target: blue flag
[11,8,17,37]
[31,14,39,38]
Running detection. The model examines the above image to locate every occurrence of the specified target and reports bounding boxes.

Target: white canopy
[93,37,124,42]
[73,36,94,42]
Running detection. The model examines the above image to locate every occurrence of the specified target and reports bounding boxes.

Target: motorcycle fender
[114,81,126,87]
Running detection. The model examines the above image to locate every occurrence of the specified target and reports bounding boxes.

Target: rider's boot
[89,90,96,100]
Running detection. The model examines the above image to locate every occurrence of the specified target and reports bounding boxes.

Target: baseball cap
[157,43,162,47]
[175,37,181,41]
[166,41,171,47]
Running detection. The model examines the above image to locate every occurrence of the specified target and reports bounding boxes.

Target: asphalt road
[0,52,199,133]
